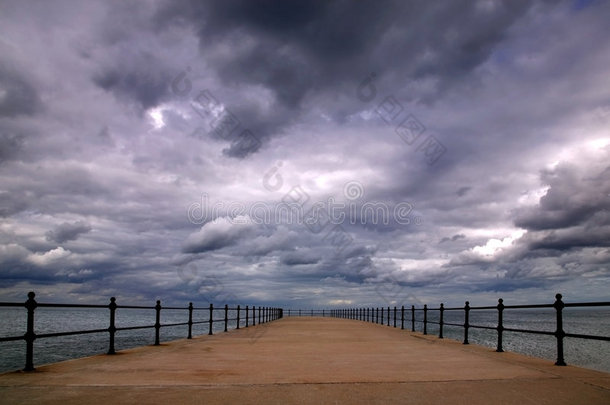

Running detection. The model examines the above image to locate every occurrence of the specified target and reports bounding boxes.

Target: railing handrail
[0,292,284,371]
[286,294,610,367]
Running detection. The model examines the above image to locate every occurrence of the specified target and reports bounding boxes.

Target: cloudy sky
[1,0,609,308]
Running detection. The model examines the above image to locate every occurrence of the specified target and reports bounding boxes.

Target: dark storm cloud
[93,52,173,110]
[157,0,539,156]
[456,187,471,197]
[515,164,610,231]
[0,132,23,164]
[512,158,610,258]
[0,191,28,217]
[0,64,42,117]
[182,218,255,253]
[439,234,466,244]
[45,221,92,243]
[280,250,320,266]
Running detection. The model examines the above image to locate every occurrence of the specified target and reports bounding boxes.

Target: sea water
[0,306,252,373]
[380,307,610,373]
[1,307,609,373]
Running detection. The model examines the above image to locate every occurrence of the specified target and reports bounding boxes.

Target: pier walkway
[0,317,608,404]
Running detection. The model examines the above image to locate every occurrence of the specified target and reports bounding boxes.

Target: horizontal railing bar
[503,304,554,309]
[564,302,610,307]
[37,328,108,339]
[115,325,155,332]
[503,327,555,336]
[0,335,24,342]
[565,332,610,341]
[443,322,465,327]
[37,303,108,309]
[0,320,256,341]
[116,305,154,309]
[0,302,24,307]
[159,322,189,328]
[469,324,497,331]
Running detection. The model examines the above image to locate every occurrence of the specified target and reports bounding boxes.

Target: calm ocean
[1,307,609,373]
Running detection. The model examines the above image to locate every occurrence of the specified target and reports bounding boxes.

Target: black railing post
[439,303,444,339]
[187,302,193,339]
[376,307,379,324]
[381,307,384,325]
[154,300,161,345]
[236,305,240,329]
[554,294,566,366]
[252,305,256,326]
[463,301,470,345]
[496,298,504,352]
[423,304,428,335]
[208,303,213,335]
[323,309,325,317]
[393,307,397,328]
[387,307,390,326]
[224,304,228,332]
[246,306,249,327]
[107,297,117,354]
[401,305,405,330]
[411,305,415,331]
[259,306,262,324]
[24,291,37,371]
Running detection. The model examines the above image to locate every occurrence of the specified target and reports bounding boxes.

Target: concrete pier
[0,317,608,404]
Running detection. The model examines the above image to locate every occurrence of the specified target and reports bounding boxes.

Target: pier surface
[0,317,608,404]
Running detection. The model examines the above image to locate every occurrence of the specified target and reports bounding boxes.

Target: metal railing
[290,294,610,367]
[0,292,283,371]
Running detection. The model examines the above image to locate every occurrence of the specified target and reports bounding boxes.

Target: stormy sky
[1,0,609,308]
